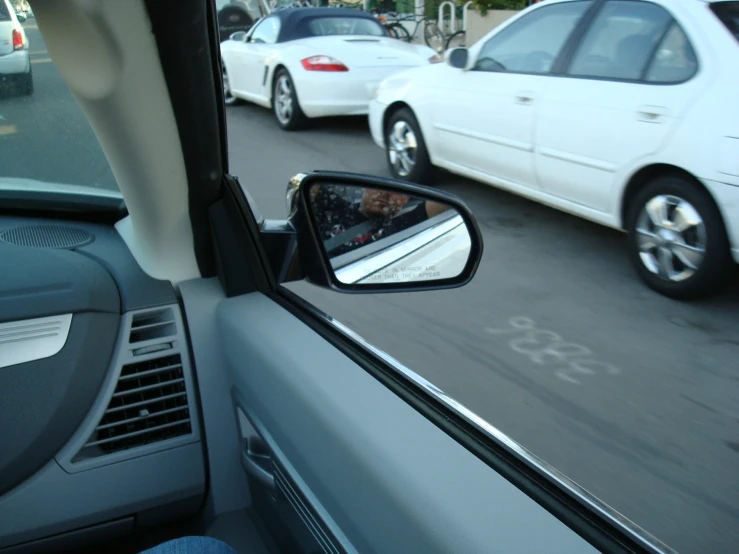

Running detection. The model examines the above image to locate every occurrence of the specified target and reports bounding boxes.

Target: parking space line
[31,58,52,64]
[0,125,18,136]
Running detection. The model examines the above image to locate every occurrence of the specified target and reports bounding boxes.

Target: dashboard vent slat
[74,353,192,461]
[129,308,176,343]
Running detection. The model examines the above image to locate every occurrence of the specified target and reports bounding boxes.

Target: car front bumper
[0,50,31,76]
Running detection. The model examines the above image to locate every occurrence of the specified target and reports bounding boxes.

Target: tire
[222,64,239,106]
[423,21,445,53]
[445,30,466,50]
[387,22,410,42]
[626,174,734,299]
[384,107,433,184]
[272,69,306,131]
[18,66,33,96]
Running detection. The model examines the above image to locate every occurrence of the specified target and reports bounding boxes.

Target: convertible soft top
[273,7,387,42]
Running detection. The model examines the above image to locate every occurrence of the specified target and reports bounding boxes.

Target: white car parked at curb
[220,7,440,130]
[0,0,32,96]
[369,0,739,299]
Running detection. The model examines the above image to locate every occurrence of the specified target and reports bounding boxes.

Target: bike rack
[462,0,472,32]
[438,1,456,33]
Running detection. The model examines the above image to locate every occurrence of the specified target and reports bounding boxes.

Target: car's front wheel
[626,175,733,299]
[384,108,433,184]
[222,64,239,106]
[272,69,305,131]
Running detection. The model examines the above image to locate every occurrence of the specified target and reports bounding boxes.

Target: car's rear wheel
[273,69,306,131]
[384,107,433,184]
[222,64,239,105]
[626,175,733,299]
[18,66,33,96]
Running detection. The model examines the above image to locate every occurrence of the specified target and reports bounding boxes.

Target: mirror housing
[230,30,248,42]
[264,171,483,294]
[446,47,469,70]
[17,13,26,22]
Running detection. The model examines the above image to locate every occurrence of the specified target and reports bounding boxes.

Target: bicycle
[382,10,446,52]
[444,1,472,50]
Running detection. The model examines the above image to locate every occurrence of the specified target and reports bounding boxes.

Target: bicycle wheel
[445,30,466,50]
[424,21,445,52]
[387,22,411,42]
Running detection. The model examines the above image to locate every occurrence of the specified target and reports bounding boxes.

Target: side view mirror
[230,31,248,42]
[17,13,26,22]
[263,171,483,293]
[445,47,469,70]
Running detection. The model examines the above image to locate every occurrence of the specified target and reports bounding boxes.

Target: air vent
[74,354,192,461]
[0,225,93,249]
[130,308,176,343]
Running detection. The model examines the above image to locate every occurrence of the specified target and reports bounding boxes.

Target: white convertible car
[220,7,440,130]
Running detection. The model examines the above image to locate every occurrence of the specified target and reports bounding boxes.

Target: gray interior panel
[217,292,599,554]
[179,278,251,518]
[0,312,120,496]
[0,443,205,549]
[206,510,273,554]
[0,216,176,313]
[0,241,120,323]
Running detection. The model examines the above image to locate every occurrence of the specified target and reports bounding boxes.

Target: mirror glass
[308,183,472,285]
[230,31,247,42]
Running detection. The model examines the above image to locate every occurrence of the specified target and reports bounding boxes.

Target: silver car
[0,0,32,95]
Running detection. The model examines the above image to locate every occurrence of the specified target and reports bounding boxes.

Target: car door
[534,0,708,213]
[430,1,592,190]
[238,15,280,101]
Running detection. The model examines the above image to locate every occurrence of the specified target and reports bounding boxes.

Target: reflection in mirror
[309,183,472,285]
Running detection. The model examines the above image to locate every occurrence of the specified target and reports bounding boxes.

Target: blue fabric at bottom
[139,536,238,554]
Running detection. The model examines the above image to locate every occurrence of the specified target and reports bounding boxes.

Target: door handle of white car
[637,106,669,123]
[515,95,534,105]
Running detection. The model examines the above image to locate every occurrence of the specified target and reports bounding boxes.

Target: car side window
[474,2,591,74]
[643,22,697,83]
[567,0,673,81]
[250,16,280,44]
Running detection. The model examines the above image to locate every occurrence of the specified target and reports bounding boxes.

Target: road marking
[0,125,18,136]
[30,50,47,54]
[31,57,52,64]
[23,24,38,29]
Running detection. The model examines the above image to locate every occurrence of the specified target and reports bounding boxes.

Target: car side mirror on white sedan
[229,31,247,42]
[260,171,483,293]
[445,47,470,70]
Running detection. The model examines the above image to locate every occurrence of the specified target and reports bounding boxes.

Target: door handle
[515,94,534,105]
[241,436,276,490]
[637,105,669,123]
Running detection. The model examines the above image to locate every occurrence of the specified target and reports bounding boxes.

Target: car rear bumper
[0,50,30,76]
[295,66,415,119]
[368,99,386,149]
[702,178,739,263]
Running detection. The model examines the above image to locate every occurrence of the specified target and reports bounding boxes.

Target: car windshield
[711,1,739,42]
[0,10,117,195]
[304,16,385,37]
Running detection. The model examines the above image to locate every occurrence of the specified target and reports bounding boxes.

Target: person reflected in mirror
[310,185,449,257]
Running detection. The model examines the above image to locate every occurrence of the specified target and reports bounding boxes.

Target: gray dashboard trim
[55,304,201,473]
[0,314,73,369]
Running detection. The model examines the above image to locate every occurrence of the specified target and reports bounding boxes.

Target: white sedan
[369,0,739,299]
[220,7,440,130]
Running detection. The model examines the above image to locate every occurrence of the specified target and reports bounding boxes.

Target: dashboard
[0,215,206,552]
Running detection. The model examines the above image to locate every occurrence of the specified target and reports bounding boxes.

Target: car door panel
[214,290,599,554]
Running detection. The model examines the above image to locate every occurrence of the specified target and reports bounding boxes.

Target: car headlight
[428,53,443,64]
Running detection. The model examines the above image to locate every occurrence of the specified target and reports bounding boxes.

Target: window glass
[567,1,672,80]
[710,1,739,43]
[250,16,280,44]
[304,17,385,37]
[474,2,591,74]
[644,23,697,82]
[0,1,11,21]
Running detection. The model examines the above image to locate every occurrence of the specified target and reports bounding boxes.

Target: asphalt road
[6,22,739,554]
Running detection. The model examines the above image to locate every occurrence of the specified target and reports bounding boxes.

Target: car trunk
[296,36,427,68]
